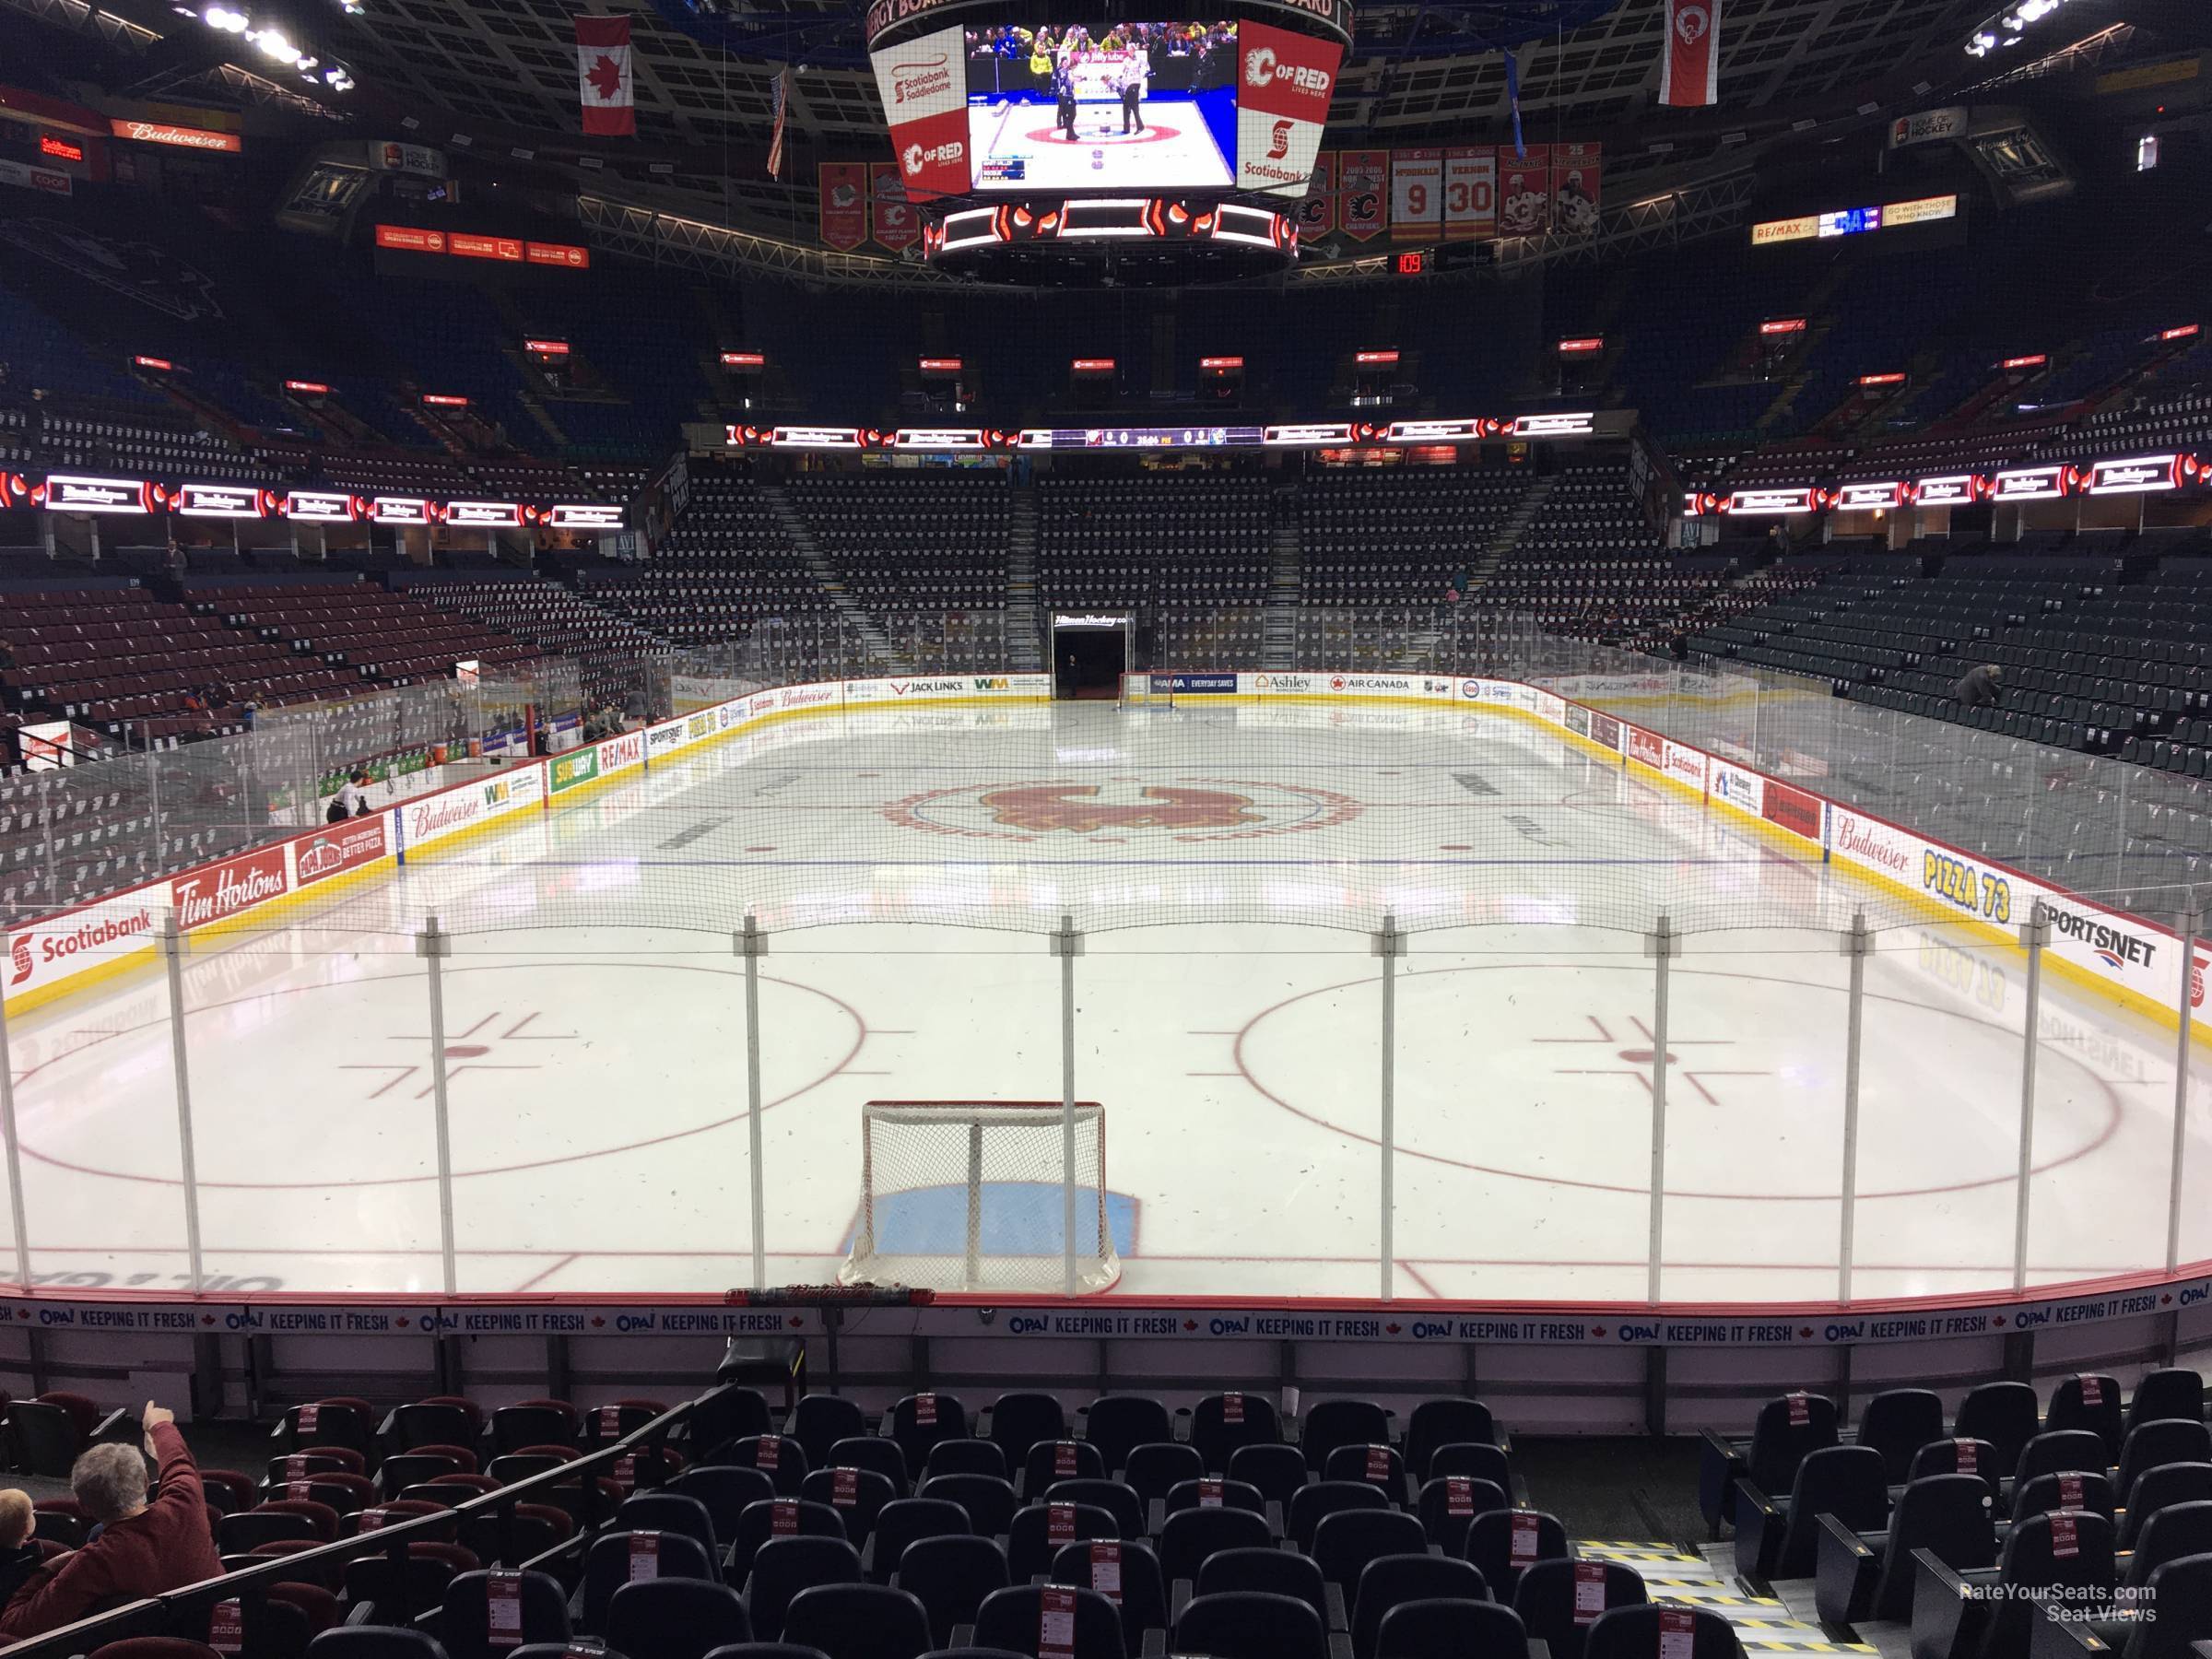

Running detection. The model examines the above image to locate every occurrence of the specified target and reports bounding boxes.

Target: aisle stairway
[1263,491,1303,671]
[1005,478,1043,672]
[755,481,900,669]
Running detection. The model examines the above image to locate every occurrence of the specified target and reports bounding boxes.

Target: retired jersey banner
[818,162,867,250]
[1550,141,1603,236]
[1661,0,1720,107]
[1338,149,1388,241]
[1389,148,1442,241]
[1295,150,1335,238]
[869,161,918,251]
[1498,143,1551,237]
[1441,146,1495,239]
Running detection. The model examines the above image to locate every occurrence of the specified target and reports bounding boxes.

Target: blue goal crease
[846,1182,1139,1257]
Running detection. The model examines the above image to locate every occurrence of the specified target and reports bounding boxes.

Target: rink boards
[6,665,2203,1047]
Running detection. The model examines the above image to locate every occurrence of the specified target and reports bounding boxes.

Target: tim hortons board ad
[173,843,290,933]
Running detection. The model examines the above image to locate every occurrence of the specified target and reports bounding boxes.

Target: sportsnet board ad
[965,21,1237,192]
[872,25,971,198]
[1233,20,1341,195]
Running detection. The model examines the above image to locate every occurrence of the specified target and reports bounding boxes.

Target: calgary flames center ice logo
[886,777,1363,842]
[982,784,1260,832]
[1673,3,1711,42]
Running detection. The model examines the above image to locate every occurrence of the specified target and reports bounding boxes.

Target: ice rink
[9,699,2206,1304]
[969,98,1234,189]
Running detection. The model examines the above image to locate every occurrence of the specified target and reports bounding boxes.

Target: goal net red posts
[841,1101,1120,1294]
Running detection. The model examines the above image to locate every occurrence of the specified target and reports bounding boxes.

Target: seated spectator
[0,1491,43,1606]
[0,1404,222,1639]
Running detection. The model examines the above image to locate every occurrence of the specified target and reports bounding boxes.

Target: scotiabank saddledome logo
[891,55,952,103]
[886,777,1361,841]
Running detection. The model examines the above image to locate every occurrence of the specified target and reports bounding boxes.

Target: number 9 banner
[1390,148,1441,241]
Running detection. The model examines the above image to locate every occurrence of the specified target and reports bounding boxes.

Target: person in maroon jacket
[0,1403,224,1639]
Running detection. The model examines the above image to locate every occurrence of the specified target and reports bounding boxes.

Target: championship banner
[1338,148,1388,241]
[1441,146,1494,239]
[818,162,867,251]
[870,161,918,251]
[1660,0,1720,107]
[1235,20,1344,196]
[869,23,971,198]
[1389,148,1442,241]
[1497,144,1550,237]
[1550,140,1603,236]
[1294,151,1336,238]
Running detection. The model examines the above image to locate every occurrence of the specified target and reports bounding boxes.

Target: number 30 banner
[1390,148,1442,241]
[1441,147,1496,239]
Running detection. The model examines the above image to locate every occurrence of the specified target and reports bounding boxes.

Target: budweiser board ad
[294,818,389,888]
[1498,145,1550,236]
[1389,148,1441,241]
[818,161,868,250]
[872,24,970,199]
[1337,148,1387,240]
[402,767,543,853]
[1235,20,1342,196]
[870,161,920,250]
[1295,149,1335,236]
[1550,140,1602,235]
[173,844,290,933]
[1441,146,1495,238]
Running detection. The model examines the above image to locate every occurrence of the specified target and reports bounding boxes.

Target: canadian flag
[576,14,636,136]
[1660,0,1720,108]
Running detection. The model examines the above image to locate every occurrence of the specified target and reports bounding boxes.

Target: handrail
[0,1396,704,1659]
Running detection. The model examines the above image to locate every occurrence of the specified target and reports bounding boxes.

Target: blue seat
[2118,1421,2212,1507]
[2124,1370,2205,1440]
[2045,1375,2125,1463]
[1955,1382,2041,1472]
[728,1435,814,1498]
[1462,1509,1568,1605]
[1039,1479,1143,1539]
[435,1571,571,1659]
[1734,1444,1887,1581]
[686,1383,772,1462]
[2007,1430,2109,1512]
[986,1393,1066,1470]
[802,1466,899,1548]
[1404,1401,1499,1482]
[892,1534,1008,1649]
[743,1535,864,1641]
[1078,1399,1172,1477]
[917,1474,1018,1538]
[1006,1501,1118,1582]
[1301,1400,1393,1475]
[1189,1394,1280,1475]
[606,1579,753,1659]
[923,1441,1009,1485]
[830,1437,912,1500]
[1849,1389,1944,1485]
[1164,1477,1266,1519]
[1374,1597,1531,1659]
[728,1500,851,1589]
[1157,1504,1271,1584]
[1583,1605,1736,1659]
[1227,1442,1309,1511]
[1698,1393,1839,1536]
[1195,1547,1329,1626]
[617,1490,721,1559]
[1288,1480,1389,1552]
[792,1398,869,1468]
[1313,1509,1429,1596]
[1418,1477,1508,1556]
[1325,1442,1406,1495]
[577,1528,720,1631]
[1512,1560,1646,1659]
[1113,1442,1192,1507]
[971,1583,1123,1659]
[781,1583,934,1659]
[1815,1472,1994,1626]
[890,1394,970,1480]
[675,1467,778,1543]
[867,1498,971,1583]
[1428,1444,1513,1494]
[1049,1540,1167,1658]
[1175,1590,1326,1659]
[2121,1473,2212,1552]
[1351,1555,1489,1659]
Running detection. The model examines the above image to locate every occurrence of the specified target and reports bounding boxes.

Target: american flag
[766,65,792,179]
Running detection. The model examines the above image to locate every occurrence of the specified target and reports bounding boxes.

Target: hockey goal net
[841,1100,1119,1294]
[1118,671,1175,709]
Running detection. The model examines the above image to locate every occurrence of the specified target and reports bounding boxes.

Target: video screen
[965,21,1238,192]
